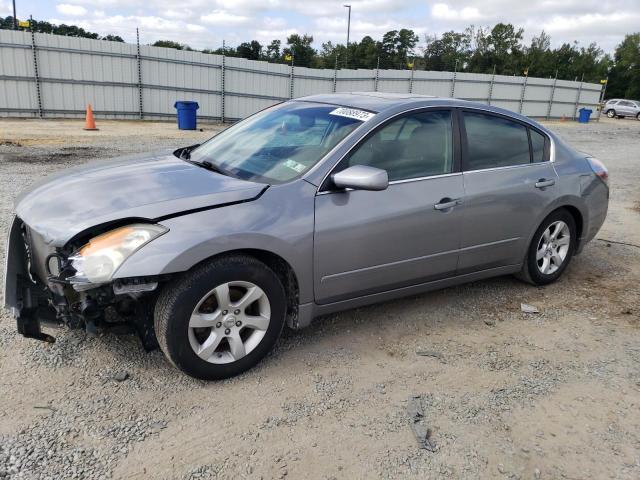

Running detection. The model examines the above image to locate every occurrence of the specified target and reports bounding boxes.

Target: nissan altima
[4,93,609,379]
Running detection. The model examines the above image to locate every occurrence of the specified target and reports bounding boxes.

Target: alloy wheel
[536,220,571,275]
[187,281,271,364]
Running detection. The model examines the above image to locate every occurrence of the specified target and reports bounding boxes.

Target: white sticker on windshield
[329,107,375,122]
[283,159,307,173]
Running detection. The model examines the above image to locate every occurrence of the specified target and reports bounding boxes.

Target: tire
[154,255,286,380]
[516,209,577,286]
[636,113,640,121]
[606,109,616,118]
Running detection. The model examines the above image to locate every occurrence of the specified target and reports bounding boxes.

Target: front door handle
[535,179,555,189]
[434,198,462,211]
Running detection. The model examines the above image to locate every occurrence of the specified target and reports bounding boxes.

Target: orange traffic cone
[84,104,98,131]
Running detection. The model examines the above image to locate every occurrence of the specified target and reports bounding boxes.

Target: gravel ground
[0,117,639,480]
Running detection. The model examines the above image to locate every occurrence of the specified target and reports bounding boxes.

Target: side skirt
[294,264,522,329]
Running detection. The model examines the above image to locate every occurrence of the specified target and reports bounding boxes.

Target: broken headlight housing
[69,224,167,285]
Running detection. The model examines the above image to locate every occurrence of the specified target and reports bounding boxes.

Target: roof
[296,92,549,132]
[297,92,440,113]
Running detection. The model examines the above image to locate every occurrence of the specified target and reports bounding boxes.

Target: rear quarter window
[530,129,547,163]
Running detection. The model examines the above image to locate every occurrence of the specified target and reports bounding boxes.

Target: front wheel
[154,255,287,380]
[636,113,640,121]
[606,109,616,118]
[516,209,577,286]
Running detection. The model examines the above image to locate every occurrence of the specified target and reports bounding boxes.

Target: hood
[15,151,267,247]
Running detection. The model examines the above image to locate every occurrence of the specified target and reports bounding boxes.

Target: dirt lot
[0,116,639,480]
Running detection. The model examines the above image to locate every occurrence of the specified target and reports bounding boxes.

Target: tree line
[1,16,638,99]
[0,16,124,42]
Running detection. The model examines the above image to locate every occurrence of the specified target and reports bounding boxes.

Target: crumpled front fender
[114,181,317,303]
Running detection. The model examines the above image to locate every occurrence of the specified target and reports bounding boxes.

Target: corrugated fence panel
[0,30,603,121]
[0,30,33,76]
[140,46,223,119]
[0,80,37,116]
[377,69,412,93]
[226,56,289,99]
[453,72,489,100]
[335,69,376,92]
[521,101,548,118]
[293,67,333,97]
[224,56,289,119]
[225,95,279,120]
[578,85,601,116]
[489,75,522,113]
[33,34,138,117]
[143,88,221,119]
[411,71,454,97]
[0,30,37,116]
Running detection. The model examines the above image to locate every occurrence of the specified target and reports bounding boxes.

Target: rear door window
[463,112,530,170]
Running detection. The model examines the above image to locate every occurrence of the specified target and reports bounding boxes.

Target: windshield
[189,102,369,183]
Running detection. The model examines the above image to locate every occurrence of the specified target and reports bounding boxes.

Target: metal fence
[0,29,603,123]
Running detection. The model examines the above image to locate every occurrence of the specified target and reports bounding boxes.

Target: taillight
[586,157,609,187]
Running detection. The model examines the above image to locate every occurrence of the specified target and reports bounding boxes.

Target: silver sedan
[4,93,609,379]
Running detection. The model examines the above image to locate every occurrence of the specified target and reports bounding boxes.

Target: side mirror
[331,165,389,191]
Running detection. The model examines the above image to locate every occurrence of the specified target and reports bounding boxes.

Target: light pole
[344,4,351,68]
[12,0,17,29]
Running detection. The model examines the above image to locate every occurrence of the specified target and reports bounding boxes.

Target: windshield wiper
[176,144,200,160]
[193,159,228,175]
[175,145,231,177]
[185,157,231,177]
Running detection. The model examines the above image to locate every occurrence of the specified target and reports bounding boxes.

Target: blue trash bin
[174,101,199,130]
[578,108,592,123]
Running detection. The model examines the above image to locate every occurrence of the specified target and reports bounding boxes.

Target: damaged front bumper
[4,216,160,348]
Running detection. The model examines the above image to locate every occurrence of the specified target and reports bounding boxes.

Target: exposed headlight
[69,224,167,284]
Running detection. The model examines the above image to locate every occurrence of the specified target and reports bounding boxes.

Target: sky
[1,0,638,54]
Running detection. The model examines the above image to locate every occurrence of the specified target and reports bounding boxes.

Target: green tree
[152,40,192,51]
[236,40,262,60]
[315,41,342,68]
[487,23,524,74]
[1,16,123,41]
[607,33,640,99]
[352,36,380,68]
[0,16,15,29]
[283,33,315,67]
[102,34,124,42]
[379,29,418,68]
[523,31,554,78]
[423,31,471,71]
[266,39,282,62]
[312,35,381,69]
[572,43,611,83]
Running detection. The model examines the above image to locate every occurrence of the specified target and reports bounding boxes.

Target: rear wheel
[606,109,616,118]
[636,113,640,121]
[516,209,577,286]
[155,255,286,380]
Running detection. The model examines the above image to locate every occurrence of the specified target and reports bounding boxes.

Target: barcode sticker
[329,107,375,122]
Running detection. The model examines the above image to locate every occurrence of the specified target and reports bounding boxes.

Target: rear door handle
[434,198,462,211]
[535,179,555,189]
